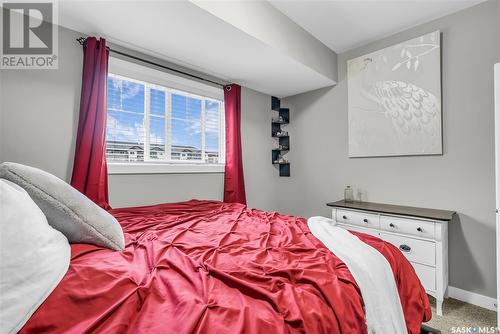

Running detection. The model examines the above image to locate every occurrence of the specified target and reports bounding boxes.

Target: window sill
[107,162,225,175]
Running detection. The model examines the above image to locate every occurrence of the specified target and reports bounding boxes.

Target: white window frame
[106,57,225,175]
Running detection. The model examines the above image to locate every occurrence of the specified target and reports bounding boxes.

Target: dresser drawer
[337,223,380,238]
[380,216,435,239]
[379,232,435,266]
[336,209,379,229]
[412,262,436,291]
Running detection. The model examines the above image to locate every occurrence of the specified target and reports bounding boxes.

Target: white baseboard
[447,286,497,311]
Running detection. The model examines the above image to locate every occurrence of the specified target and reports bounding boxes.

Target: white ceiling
[269,0,486,53]
[57,0,335,97]
[51,0,487,97]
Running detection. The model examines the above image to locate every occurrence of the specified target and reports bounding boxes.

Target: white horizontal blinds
[105,73,224,164]
[165,91,172,160]
[219,102,226,164]
[149,87,166,161]
[144,84,151,160]
[171,92,203,161]
[106,75,146,162]
[201,97,206,163]
[205,99,222,163]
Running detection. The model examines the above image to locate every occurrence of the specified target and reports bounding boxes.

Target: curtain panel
[223,84,246,205]
[71,37,111,209]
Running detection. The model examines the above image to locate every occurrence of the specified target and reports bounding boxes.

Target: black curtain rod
[76,37,226,88]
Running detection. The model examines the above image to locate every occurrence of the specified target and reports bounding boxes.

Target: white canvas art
[348,31,442,157]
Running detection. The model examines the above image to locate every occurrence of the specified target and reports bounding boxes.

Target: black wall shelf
[271,96,290,177]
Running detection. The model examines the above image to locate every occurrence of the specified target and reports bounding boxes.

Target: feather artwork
[347,31,442,157]
[370,80,440,137]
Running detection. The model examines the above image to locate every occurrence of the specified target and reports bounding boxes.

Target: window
[105,58,225,174]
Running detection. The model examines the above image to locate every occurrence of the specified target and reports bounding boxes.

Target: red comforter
[21,200,430,334]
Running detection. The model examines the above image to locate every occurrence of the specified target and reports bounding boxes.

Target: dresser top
[327,200,456,222]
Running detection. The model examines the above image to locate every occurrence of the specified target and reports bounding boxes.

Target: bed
[20,199,431,334]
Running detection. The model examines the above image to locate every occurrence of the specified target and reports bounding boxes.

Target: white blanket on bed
[307,216,407,334]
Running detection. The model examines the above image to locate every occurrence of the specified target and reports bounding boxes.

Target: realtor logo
[1,0,58,69]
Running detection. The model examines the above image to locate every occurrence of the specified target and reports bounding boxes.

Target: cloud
[109,77,143,100]
[186,120,202,135]
[121,81,142,100]
[106,114,145,143]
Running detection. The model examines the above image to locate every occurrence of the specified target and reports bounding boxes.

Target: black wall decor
[271,96,290,177]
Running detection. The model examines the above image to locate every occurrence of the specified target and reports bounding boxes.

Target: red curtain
[71,37,111,210]
[223,84,246,205]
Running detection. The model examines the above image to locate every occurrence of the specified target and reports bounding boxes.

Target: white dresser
[328,200,455,316]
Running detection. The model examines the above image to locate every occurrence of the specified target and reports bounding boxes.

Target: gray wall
[0,25,266,208]
[241,87,287,211]
[108,173,223,207]
[1,26,82,181]
[280,0,500,298]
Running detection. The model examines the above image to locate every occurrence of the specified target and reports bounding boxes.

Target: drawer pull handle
[417,227,423,232]
[342,215,347,220]
[399,244,411,252]
[363,218,368,223]
[389,223,395,228]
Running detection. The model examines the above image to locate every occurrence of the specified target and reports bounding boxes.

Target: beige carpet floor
[424,296,497,334]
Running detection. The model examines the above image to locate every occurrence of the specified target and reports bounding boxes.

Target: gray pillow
[0,162,125,251]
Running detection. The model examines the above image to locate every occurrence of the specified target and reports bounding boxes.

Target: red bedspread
[21,200,430,334]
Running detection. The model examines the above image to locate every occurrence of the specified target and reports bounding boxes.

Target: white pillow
[0,162,125,250]
[0,179,71,334]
